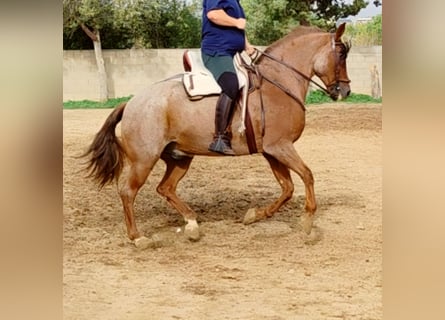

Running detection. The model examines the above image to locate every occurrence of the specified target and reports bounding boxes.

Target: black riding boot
[208,93,235,155]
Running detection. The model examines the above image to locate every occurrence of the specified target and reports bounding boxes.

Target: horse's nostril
[346,89,351,96]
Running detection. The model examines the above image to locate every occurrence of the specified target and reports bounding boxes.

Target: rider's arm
[207,9,246,29]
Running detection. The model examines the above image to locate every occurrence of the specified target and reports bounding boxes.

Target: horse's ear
[335,22,346,41]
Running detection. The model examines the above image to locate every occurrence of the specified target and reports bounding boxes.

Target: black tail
[82,103,126,188]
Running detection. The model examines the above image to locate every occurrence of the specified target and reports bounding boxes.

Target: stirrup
[208,135,235,156]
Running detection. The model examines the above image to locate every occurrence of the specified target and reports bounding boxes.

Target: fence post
[370,64,381,99]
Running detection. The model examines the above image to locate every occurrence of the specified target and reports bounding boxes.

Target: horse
[83,23,351,247]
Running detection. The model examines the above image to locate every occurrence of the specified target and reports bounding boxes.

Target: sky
[356,1,382,18]
[346,0,383,20]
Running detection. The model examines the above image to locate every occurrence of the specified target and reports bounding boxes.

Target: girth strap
[244,102,257,154]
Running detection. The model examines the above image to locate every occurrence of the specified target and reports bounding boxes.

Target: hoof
[243,208,257,225]
[303,226,322,245]
[184,220,200,241]
[133,236,154,249]
[299,213,313,235]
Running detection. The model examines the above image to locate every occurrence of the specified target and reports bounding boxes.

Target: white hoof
[243,208,257,225]
[184,219,200,241]
[299,213,313,235]
[133,236,153,249]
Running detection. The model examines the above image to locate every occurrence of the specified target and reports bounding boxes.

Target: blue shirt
[201,0,246,57]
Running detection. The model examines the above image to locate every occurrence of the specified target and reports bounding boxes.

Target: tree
[64,0,114,101]
[122,0,201,49]
[345,13,382,46]
[242,0,295,46]
[243,0,379,45]
[282,0,375,28]
[158,0,201,48]
[64,0,201,49]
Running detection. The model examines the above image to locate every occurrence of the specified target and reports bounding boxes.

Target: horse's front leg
[245,147,317,235]
[243,153,294,224]
[271,145,316,235]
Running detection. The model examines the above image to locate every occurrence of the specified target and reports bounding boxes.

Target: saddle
[180,50,261,154]
[182,50,255,134]
[182,50,250,100]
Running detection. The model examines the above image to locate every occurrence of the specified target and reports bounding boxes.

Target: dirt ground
[63,103,382,320]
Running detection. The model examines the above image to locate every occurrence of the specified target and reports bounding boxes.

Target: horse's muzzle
[329,82,351,101]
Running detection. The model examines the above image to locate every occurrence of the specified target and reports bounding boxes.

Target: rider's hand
[236,18,246,30]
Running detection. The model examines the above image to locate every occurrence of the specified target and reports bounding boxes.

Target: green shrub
[306,90,382,105]
[344,14,382,46]
[63,96,133,109]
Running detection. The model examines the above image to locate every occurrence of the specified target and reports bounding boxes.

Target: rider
[201,0,255,155]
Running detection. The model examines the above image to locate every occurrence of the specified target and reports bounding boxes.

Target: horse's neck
[263,33,328,97]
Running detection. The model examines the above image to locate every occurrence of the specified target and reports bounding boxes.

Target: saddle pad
[182,50,247,99]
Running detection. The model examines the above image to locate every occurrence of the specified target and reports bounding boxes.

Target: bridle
[244,34,350,111]
[326,35,351,94]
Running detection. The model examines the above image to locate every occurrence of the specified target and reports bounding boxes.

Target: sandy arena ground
[63,103,382,319]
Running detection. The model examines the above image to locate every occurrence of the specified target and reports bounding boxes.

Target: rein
[244,36,350,111]
[256,49,330,96]
[242,51,307,111]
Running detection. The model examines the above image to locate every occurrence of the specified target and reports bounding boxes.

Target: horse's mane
[265,26,325,53]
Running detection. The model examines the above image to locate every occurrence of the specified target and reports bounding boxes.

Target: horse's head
[314,23,351,101]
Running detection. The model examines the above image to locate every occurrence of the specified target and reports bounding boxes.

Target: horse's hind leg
[119,158,157,243]
[243,153,294,224]
[157,154,200,240]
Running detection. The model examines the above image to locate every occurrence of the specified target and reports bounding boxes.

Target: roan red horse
[83,24,351,247]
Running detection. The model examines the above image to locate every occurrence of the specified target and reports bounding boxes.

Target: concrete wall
[346,46,382,96]
[63,47,382,101]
